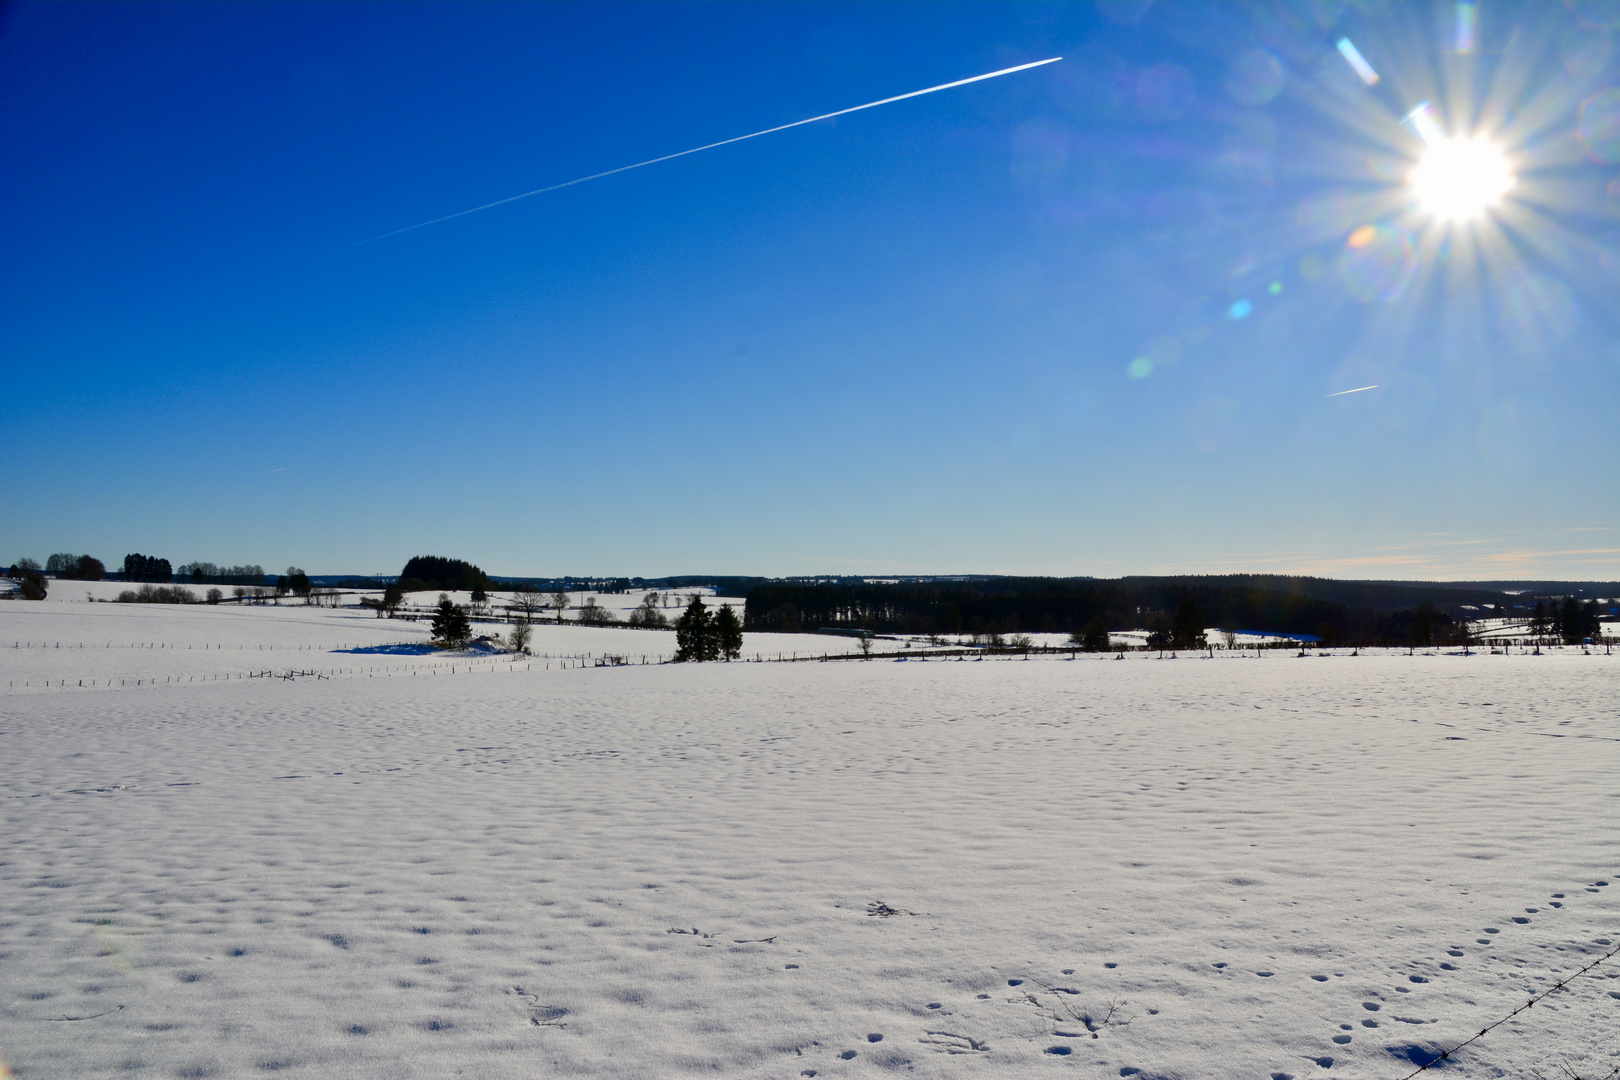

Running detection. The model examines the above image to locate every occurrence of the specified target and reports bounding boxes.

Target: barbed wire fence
[1396,940,1620,1080]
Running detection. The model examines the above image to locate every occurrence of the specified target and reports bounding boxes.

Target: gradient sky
[3,1,1617,579]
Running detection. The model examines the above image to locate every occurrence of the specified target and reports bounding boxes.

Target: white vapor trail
[351,57,1061,247]
[1325,384,1378,397]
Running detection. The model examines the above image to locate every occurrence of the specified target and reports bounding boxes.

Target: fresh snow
[1,599,1617,1079]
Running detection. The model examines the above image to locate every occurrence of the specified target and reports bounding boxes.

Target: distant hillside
[741,574,1614,643]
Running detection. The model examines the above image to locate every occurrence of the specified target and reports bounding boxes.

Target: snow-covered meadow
[2,598,1617,1079]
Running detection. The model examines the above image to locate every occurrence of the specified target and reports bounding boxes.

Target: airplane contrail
[351,57,1062,248]
[1325,384,1379,397]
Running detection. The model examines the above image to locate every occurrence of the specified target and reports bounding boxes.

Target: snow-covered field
[2,600,1617,1080]
[0,589,860,692]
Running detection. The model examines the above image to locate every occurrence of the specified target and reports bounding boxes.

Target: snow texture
[1,600,1617,1079]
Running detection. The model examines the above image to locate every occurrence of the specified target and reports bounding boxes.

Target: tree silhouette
[1079,615,1110,652]
[674,596,716,662]
[1170,598,1205,650]
[713,604,743,660]
[431,597,472,646]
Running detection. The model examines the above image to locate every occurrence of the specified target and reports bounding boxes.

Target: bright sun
[1408,137,1515,221]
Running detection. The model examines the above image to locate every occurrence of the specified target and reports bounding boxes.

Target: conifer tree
[674,596,714,662]
[431,597,473,646]
[1170,598,1206,650]
[713,604,743,661]
[1079,614,1110,652]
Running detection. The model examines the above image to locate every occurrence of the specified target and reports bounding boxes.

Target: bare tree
[627,594,667,627]
[576,597,617,625]
[508,619,533,654]
[550,589,571,624]
[509,584,547,621]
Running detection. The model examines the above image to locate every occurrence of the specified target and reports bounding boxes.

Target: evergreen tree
[1170,598,1206,650]
[431,597,472,646]
[1530,600,1549,638]
[1080,614,1110,652]
[713,604,743,660]
[1560,597,1583,645]
[1411,600,1440,647]
[674,596,714,662]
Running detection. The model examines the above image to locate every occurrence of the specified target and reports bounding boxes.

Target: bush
[18,573,47,600]
[117,584,198,604]
[206,588,223,604]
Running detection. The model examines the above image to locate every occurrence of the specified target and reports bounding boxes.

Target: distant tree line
[177,562,265,585]
[1531,598,1603,645]
[740,577,1580,645]
[743,579,1366,639]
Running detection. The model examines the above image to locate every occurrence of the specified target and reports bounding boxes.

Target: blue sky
[3,1,1617,579]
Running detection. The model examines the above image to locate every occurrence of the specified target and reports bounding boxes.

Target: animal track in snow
[919,1031,988,1054]
[509,986,567,1027]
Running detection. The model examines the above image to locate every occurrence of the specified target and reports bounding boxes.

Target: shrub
[18,573,47,601]
[207,588,223,604]
[117,584,198,604]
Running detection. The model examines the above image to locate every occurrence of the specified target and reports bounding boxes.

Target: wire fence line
[1396,940,1620,1080]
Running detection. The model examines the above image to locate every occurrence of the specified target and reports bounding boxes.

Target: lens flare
[1408,136,1515,221]
[1336,38,1380,85]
